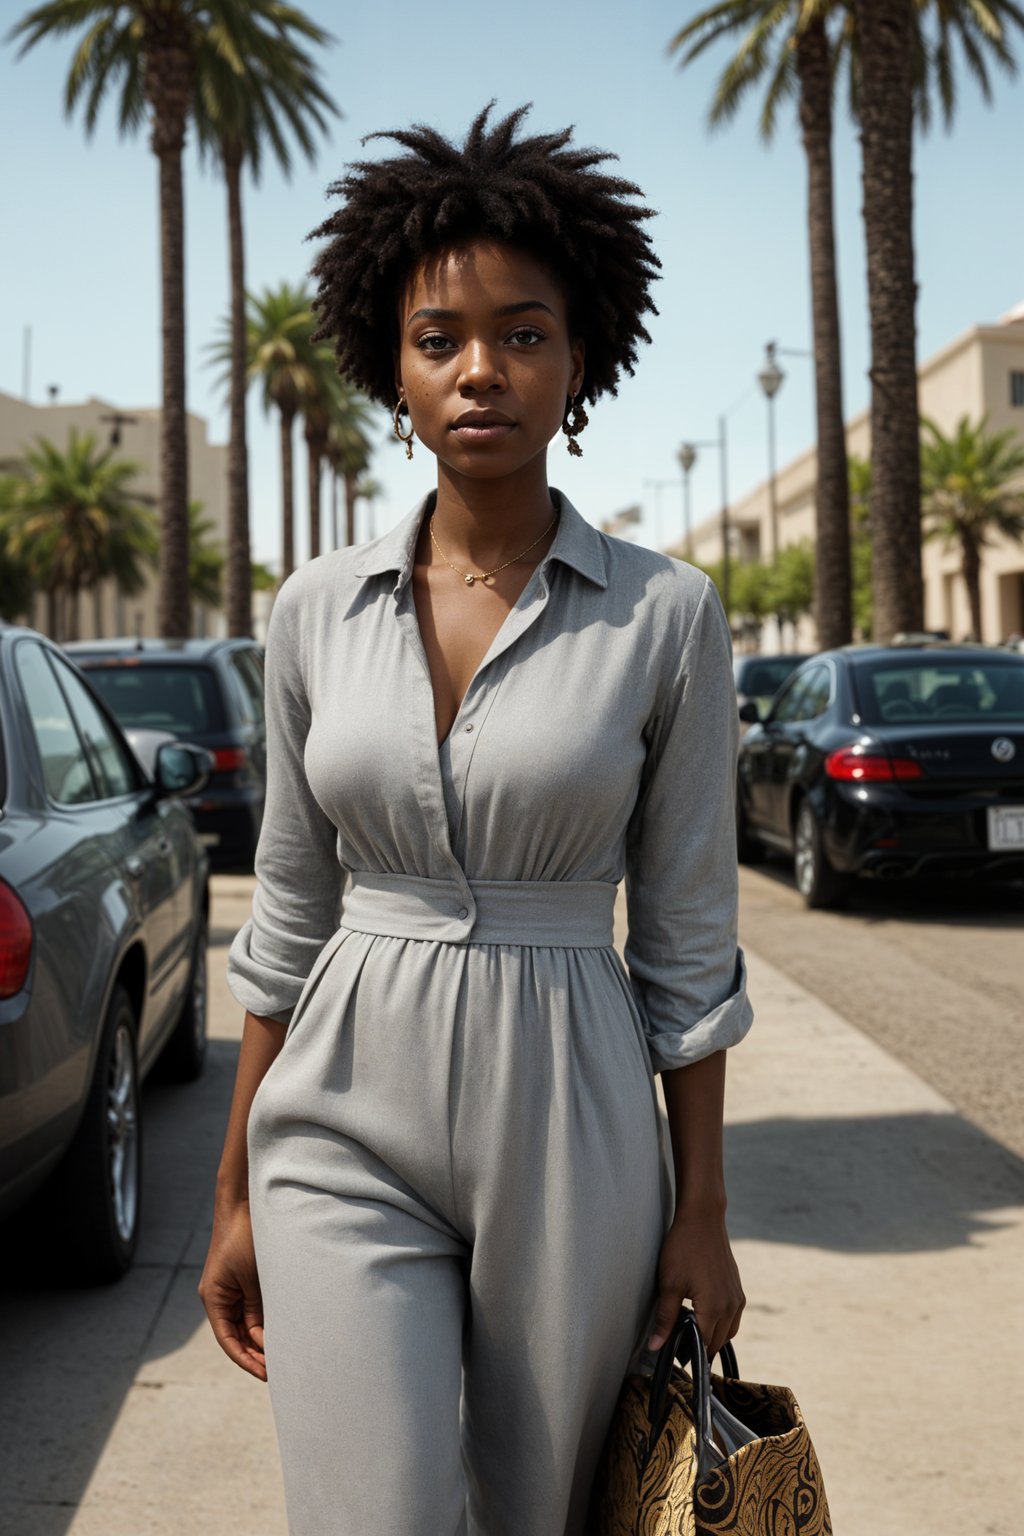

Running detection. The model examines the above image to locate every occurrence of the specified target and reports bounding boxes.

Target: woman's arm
[648,1051,745,1359]
[198,1011,286,1381]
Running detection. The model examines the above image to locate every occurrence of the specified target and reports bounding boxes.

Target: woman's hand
[648,1201,745,1361]
[198,1198,267,1381]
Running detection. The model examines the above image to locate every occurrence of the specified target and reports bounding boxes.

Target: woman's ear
[393,358,404,402]
[569,338,586,398]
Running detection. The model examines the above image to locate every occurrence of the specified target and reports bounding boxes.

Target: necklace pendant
[464,573,475,586]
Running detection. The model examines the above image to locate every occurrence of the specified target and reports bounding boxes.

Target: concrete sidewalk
[60,886,1023,1536]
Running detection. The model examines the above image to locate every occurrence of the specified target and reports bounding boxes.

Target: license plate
[987,806,1024,849]
[197,832,221,847]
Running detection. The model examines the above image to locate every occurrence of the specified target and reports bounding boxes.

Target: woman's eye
[416,333,455,353]
[508,327,545,346]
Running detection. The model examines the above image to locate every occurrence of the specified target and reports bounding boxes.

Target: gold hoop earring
[562,392,589,458]
[393,396,415,460]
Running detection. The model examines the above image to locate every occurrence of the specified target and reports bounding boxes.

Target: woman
[200,104,752,1536]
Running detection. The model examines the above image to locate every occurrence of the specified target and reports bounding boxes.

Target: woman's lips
[450,421,516,443]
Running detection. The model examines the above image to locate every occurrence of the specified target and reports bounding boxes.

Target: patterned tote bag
[591,1308,832,1535]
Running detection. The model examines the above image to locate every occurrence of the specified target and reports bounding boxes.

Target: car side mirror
[737,700,762,724]
[155,741,212,798]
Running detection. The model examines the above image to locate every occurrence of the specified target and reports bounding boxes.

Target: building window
[1011,370,1024,408]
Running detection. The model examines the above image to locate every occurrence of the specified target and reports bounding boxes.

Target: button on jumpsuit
[227,490,753,1536]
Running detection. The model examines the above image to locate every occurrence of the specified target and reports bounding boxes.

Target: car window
[14,641,98,805]
[83,663,223,735]
[800,664,833,719]
[233,650,265,723]
[769,672,812,724]
[50,656,138,798]
[856,658,1024,724]
[737,656,808,699]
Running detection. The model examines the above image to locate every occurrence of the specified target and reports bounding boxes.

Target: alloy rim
[794,809,816,896]
[106,1023,139,1244]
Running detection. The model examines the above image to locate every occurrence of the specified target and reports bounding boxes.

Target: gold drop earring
[562,392,589,457]
[393,395,415,460]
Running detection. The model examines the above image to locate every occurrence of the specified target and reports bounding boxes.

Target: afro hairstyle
[307,103,660,409]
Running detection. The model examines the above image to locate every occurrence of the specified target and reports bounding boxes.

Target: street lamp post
[758,341,785,563]
[680,426,732,613]
[677,443,696,560]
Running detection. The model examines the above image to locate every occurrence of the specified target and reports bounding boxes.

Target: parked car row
[66,638,267,873]
[734,642,1024,908]
[0,625,226,1281]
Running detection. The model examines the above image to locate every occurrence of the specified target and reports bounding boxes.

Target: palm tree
[192,3,337,635]
[301,344,340,561]
[187,498,224,624]
[921,415,1024,641]
[6,0,332,638]
[0,430,156,642]
[324,383,376,550]
[213,282,319,578]
[669,1,854,649]
[853,0,1024,641]
[0,526,33,623]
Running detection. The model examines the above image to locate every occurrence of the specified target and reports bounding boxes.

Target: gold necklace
[428,510,559,587]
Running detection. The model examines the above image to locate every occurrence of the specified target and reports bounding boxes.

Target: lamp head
[758,359,784,399]
[678,442,697,473]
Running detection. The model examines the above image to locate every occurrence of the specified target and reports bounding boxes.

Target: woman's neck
[429,456,558,568]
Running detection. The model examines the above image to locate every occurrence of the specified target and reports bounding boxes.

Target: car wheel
[736,791,766,865]
[161,909,209,1083]
[793,801,847,910]
[45,985,142,1284]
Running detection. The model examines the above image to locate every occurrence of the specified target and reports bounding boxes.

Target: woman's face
[395,240,585,481]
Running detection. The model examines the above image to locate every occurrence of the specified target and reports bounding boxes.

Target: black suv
[66,638,266,872]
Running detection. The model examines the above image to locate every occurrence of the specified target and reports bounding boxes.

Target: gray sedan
[0,624,211,1282]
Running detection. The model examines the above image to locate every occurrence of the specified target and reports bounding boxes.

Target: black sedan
[66,637,266,872]
[736,644,1024,907]
[0,624,212,1281]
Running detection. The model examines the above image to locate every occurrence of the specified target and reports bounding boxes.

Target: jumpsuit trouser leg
[246,884,669,1536]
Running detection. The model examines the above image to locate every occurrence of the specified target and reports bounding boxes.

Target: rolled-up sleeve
[624,573,753,1073]
[227,581,344,1025]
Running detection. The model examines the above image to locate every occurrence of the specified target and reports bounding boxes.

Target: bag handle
[646,1308,737,1479]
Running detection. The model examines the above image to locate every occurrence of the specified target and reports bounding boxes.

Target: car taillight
[211,746,248,772]
[825,746,925,782]
[0,881,33,998]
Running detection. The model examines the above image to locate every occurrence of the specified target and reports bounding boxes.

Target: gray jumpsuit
[227,490,752,1536]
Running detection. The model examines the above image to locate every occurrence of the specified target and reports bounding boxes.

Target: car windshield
[82,663,223,735]
[855,657,1024,725]
[735,656,807,698]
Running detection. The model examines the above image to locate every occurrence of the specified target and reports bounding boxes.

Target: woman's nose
[457,339,506,393]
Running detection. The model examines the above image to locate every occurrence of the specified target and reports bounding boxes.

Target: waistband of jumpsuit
[340,870,616,948]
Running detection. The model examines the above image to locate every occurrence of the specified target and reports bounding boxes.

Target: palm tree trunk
[47,588,59,642]
[854,0,924,642]
[307,431,321,561]
[344,473,357,547]
[797,17,852,650]
[224,143,252,636]
[961,535,983,640]
[280,407,296,578]
[147,19,192,641]
[93,583,103,640]
[331,471,339,551]
[67,583,80,643]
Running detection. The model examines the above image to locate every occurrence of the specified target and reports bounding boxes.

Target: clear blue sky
[2,0,1022,568]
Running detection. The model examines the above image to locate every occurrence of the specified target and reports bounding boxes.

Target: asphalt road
[738,858,1024,1159]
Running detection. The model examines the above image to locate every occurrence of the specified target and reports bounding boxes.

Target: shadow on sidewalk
[725,1111,1024,1252]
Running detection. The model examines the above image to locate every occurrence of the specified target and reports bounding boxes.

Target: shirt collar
[351,488,608,592]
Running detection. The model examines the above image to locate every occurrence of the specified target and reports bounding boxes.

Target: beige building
[688,305,1024,647]
[0,388,229,640]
